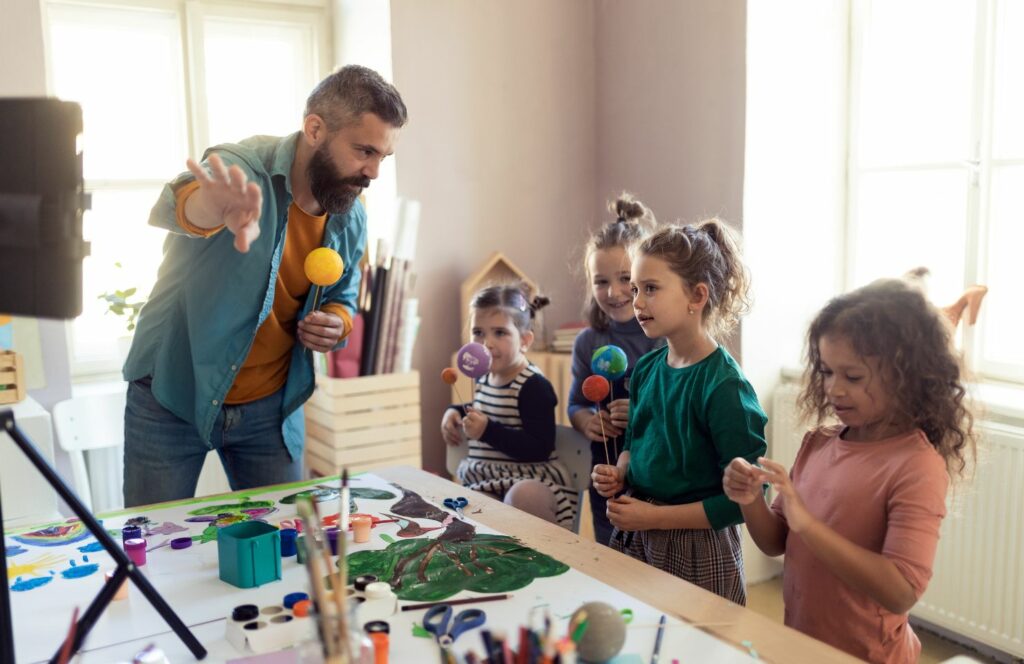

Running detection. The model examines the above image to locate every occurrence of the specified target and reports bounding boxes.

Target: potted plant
[98,262,146,361]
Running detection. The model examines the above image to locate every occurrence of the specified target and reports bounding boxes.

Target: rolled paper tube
[350,515,372,543]
[105,570,129,601]
[279,528,298,557]
[124,538,147,567]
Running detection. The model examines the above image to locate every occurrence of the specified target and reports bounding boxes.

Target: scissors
[443,497,468,518]
[422,604,486,647]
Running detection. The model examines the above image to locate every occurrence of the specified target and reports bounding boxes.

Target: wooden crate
[304,370,421,478]
[0,351,26,406]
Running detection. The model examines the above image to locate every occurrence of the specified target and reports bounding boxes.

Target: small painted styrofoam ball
[570,601,627,663]
[581,375,610,403]
[304,248,344,286]
[590,345,628,381]
[441,368,458,385]
[456,342,492,379]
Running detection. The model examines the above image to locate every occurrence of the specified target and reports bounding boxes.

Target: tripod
[0,409,207,662]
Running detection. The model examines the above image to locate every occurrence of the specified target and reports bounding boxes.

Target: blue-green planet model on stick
[590,344,628,381]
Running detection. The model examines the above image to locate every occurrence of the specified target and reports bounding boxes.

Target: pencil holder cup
[218,521,282,588]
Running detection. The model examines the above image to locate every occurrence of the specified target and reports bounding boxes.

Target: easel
[1,410,207,662]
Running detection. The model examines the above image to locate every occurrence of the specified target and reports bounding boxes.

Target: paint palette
[225,603,309,654]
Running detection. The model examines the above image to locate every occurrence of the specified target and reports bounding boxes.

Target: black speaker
[0,98,90,319]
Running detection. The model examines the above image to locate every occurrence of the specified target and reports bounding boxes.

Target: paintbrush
[56,606,79,664]
[311,494,350,660]
[296,497,338,657]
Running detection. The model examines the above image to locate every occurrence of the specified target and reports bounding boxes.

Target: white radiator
[771,380,1024,658]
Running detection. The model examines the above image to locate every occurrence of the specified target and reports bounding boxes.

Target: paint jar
[280,528,298,557]
[124,538,147,567]
[356,582,397,624]
[350,515,372,544]
[104,569,129,601]
[121,525,142,545]
[325,527,339,555]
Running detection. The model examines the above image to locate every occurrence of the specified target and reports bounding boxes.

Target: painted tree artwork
[345,488,569,601]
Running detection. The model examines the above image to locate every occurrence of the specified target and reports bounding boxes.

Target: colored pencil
[401,593,512,611]
[651,614,666,664]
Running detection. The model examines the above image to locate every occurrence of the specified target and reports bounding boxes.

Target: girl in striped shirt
[441,282,578,528]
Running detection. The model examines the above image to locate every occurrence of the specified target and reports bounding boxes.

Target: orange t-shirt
[772,426,949,664]
[175,181,352,403]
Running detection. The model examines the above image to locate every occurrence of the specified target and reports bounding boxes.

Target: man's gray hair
[304,65,407,130]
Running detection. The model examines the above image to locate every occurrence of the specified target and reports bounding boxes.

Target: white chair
[52,391,127,513]
[445,424,593,533]
[1,395,61,528]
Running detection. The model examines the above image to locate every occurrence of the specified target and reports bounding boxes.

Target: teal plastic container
[217,521,282,588]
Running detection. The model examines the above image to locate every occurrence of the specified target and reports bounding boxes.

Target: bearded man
[122,65,406,507]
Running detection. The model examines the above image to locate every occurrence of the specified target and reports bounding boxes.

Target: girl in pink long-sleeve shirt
[724,279,976,664]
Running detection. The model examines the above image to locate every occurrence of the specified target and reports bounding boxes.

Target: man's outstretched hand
[185,154,263,253]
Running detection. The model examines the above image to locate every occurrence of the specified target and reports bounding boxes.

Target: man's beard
[307,144,371,215]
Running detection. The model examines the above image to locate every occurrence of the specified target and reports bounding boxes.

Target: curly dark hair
[582,193,656,331]
[798,278,976,477]
[633,218,751,341]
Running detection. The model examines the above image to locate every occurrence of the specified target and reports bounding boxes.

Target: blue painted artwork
[10,576,54,592]
[60,557,100,580]
[5,544,27,557]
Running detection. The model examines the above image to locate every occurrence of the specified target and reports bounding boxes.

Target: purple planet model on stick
[456,342,492,379]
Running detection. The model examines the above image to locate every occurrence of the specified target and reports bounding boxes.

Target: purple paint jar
[124,538,147,567]
[279,528,298,557]
[326,527,339,555]
[122,525,142,546]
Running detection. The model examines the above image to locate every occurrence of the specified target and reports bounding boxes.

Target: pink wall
[391,0,746,473]
[595,0,747,229]
[391,0,599,472]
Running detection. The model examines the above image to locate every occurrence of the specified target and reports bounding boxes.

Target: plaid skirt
[610,499,747,605]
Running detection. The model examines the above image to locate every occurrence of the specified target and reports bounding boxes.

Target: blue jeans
[123,377,301,507]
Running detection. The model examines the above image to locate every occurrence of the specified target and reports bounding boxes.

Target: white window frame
[845,0,1021,386]
[43,0,332,380]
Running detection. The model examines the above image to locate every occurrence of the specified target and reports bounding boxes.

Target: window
[847,0,1024,383]
[45,0,331,378]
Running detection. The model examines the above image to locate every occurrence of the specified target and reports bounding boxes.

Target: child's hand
[584,411,623,442]
[591,464,624,498]
[756,457,815,533]
[462,407,488,440]
[607,399,630,430]
[723,457,765,506]
[441,409,465,446]
[606,495,657,531]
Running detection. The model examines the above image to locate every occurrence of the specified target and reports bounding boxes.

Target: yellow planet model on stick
[304,248,344,311]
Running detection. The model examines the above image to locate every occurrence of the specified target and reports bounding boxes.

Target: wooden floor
[746,577,1002,664]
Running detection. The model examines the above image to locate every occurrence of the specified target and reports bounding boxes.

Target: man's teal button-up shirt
[123,132,366,460]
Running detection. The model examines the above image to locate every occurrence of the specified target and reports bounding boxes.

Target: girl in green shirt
[591,219,767,605]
